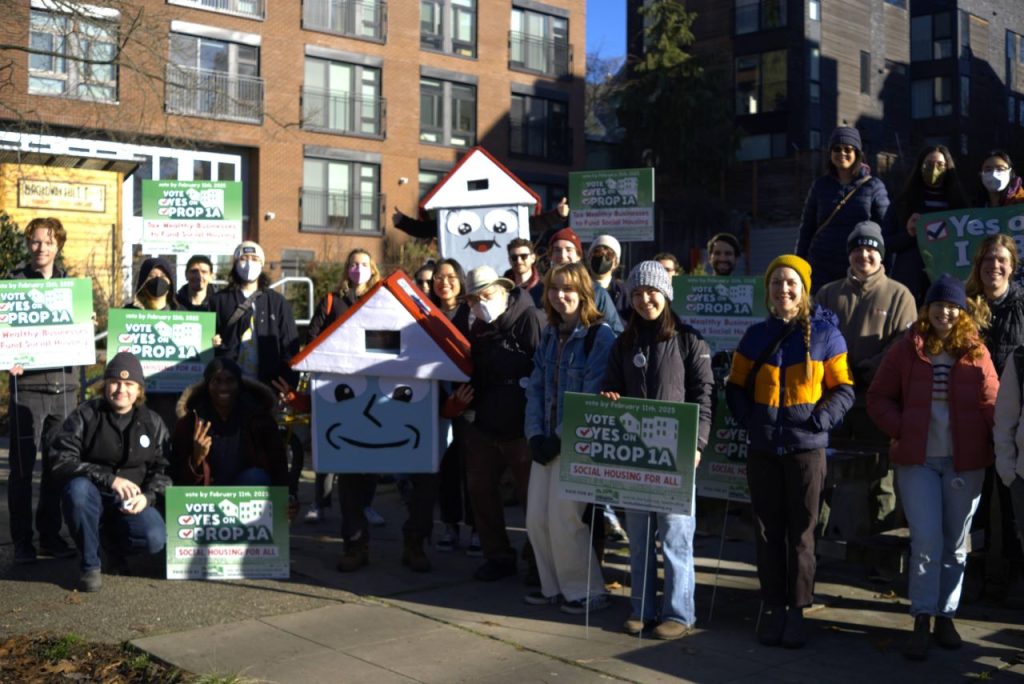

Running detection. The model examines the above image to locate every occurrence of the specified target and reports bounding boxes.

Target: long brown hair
[965,233,1019,298]
[915,300,985,359]
[542,262,602,328]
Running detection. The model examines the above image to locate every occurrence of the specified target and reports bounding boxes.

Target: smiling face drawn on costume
[439,206,525,274]
[313,374,435,470]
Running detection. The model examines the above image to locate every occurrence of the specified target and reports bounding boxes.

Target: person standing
[176,255,217,312]
[706,233,741,277]
[7,217,79,564]
[973,150,1024,208]
[504,238,543,307]
[546,227,623,334]
[868,275,997,660]
[727,255,854,648]
[587,234,630,321]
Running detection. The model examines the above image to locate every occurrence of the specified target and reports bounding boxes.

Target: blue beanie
[925,273,967,310]
[829,126,862,152]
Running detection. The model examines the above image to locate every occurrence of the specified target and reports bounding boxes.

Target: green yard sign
[568,168,655,242]
[915,204,1024,282]
[142,180,242,254]
[106,309,215,392]
[0,277,95,369]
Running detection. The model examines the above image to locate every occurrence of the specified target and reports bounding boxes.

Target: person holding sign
[727,255,854,648]
[176,255,217,312]
[868,275,997,661]
[523,262,616,614]
[7,217,80,565]
[48,352,170,592]
[601,261,714,640]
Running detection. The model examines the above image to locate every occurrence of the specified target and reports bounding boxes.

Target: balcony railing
[509,123,573,164]
[301,87,386,138]
[169,0,265,19]
[509,31,571,78]
[303,0,387,42]
[165,65,264,124]
[301,188,385,234]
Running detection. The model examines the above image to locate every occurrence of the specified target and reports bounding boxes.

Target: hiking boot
[622,615,655,635]
[781,607,807,649]
[38,536,76,560]
[933,616,962,650]
[79,569,102,592]
[13,543,37,565]
[903,614,931,661]
[757,606,786,646]
[560,594,610,615]
[402,535,432,573]
[653,620,695,640]
[337,540,369,572]
[473,559,516,582]
[524,591,561,606]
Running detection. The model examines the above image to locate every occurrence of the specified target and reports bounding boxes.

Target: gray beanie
[627,261,673,302]
[847,220,885,259]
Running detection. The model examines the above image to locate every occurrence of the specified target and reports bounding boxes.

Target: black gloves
[530,435,561,465]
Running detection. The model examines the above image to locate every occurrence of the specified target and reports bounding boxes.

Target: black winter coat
[211,286,300,385]
[49,398,172,505]
[307,290,358,341]
[984,282,1024,376]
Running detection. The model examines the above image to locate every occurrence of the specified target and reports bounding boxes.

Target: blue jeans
[897,458,984,617]
[625,510,696,625]
[62,477,166,572]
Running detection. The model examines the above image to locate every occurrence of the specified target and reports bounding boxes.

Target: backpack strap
[326,292,334,318]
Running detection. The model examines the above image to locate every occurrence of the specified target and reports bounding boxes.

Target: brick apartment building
[0,0,585,292]
[625,0,1024,272]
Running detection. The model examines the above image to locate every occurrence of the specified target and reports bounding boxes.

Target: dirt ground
[0,633,191,683]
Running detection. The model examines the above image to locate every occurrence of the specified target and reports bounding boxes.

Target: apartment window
[280,249,315,277]
[421,0,476,57]
[885,0,905,8]
[166,33,263,123]
[735,50,787,115]
[960,75,969,117]
[420,78,475,148]
[28,9,117,101]
[911,77,951,119]
[737,132,787,161]
[303,58,383,137]
[962,11,972,55]
[302,157,381,233]
[510,7,569,78]
[527,182,567,212]
[809,129,821,150]
[808,47,820,103]
[510,93,571,163]
[808,0,819,22]
[911,13,953,62]
[418,169,444,201]
[303,0,386,42]
[735,0,786,35]
[859,51,871,94]
[167,0,265,20]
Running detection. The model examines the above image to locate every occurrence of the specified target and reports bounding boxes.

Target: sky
[586,0,627,60]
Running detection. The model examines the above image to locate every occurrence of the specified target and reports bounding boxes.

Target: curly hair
[915,299,986,359]
[542,262,603,328]
[24,217,67,250]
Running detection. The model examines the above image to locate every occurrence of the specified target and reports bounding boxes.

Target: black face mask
[144,277,170,298]
[590,255,614,276]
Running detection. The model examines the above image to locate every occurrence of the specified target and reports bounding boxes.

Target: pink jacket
[867,330,998,472]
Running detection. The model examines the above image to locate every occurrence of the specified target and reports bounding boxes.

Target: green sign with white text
[915,205,1024,282]
[142,180,242,254]
[106,309,215,392]
[568,168,655,242]
[0,278,95,369]
[558,392,697,515]
[165,486,289,580]
[671,275,766,354]
[697,388,750,502]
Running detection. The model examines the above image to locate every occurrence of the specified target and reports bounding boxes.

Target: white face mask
[348,264,372,286]
[236,260,262,282]
[982,170,1012,193]
[472,296,507,324]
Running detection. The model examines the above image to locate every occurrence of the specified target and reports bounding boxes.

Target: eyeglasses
[831,145,857,155]
[982,165,1011,173]
[509,253,532,261]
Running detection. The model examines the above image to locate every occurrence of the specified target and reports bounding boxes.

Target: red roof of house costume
[420,146,541,215]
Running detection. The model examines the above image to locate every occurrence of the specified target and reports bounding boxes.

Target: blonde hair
[542,262,603,328]
[965,234,1019,301]
[339,248,381,296]
[915,299,986,359]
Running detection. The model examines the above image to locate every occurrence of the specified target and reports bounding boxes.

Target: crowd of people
[8,128,1024,661]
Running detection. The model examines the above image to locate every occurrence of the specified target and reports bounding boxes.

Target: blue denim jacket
[524,321,616,440]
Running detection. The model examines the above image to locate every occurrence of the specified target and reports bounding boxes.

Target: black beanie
[847,221,885,259]
[104,351,145,385]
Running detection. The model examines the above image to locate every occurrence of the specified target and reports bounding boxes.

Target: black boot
[903,614,931,661]
[781,606,807,649]
[757,605,786,646]
[402,534,431,573]
[933,616,962,649]
[337,538,369,572]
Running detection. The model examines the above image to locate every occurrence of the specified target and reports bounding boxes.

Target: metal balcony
[509,31,571,78]
[300,188,385,234]
[303,0,387,42]
[301,87,386,138]
[165,65,264,124]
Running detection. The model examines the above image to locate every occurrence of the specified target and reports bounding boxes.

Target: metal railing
[165,65,264,124]
[508,31,571,77]
[303,0,387,41]
[171,0,265,19]
[301,88,386,137]
[300,188,385,234]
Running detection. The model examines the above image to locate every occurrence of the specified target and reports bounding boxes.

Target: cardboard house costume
[421,146,540,274]
[291,271,472,474]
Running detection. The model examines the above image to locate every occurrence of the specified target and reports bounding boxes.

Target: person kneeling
[49,352,170,592]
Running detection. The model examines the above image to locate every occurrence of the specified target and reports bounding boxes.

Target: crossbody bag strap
[744,321,798,399]
[225,290,264,329]
[812,175,872,243]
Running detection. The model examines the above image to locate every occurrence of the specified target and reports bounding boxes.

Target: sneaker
[623,615,655,635]
[653,620,695,640]
[13,543,37,565]
[364,506,386,527]
[560,594,610,615]
[473,559,516,582]
[38,536,76,560]
[435,525,458,552]
[303,505,323,524]
[523,591,561,606]
[933,616,962,650]
[466,532,482,557]
[79,568,102,592]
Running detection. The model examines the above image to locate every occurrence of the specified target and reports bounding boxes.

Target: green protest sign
[671,275,766,354]
[697,389,750,502]
[165,486,290,580]
[568,168,655,242]
[142,180,242,254]
[558,391,698,515]
[915,204,1024,282]
[0,278,95,369]
[106,309,215,392]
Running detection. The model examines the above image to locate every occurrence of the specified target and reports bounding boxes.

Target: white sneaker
[303,505,323,524]
[364,506,386,526]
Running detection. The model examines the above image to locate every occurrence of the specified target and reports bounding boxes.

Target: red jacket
[867,330,997,472]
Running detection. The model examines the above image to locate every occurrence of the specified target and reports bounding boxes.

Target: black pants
[747,448,826,608]
[8,386,77,548]
[338,473,438,544]
[438,421,474,528]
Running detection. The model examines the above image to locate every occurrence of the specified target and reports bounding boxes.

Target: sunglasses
[509,253,532,261]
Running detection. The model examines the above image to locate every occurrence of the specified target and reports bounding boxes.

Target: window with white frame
[419,78,476,148]
[167,32,263,123]
[510,7,569,77]
[302,157,381,233]
[28,8,118,101]
[303,0,386,41]
[303,57,383,137]
[421,0,476,58]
